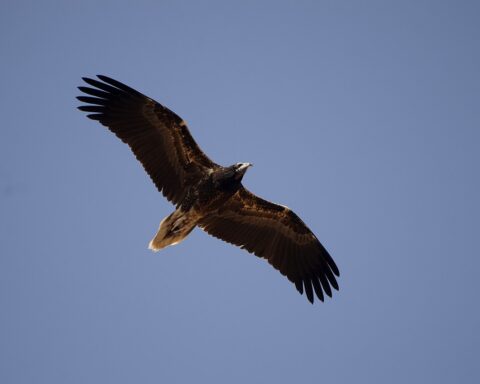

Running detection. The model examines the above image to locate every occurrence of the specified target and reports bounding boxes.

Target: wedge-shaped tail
[148,208,198,251]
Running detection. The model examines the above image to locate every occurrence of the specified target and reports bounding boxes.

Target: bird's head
[233,162,253,180]
[213,162,253,190]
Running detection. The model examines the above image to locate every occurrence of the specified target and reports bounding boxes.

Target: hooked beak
[235,163,253,179]
[237,163,253,172]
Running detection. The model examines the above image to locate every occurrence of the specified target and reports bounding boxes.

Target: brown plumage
[77,75,339,303]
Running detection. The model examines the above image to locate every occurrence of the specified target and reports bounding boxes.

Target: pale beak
[238,163,253,172]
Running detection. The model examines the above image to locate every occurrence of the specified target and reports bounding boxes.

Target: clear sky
[1,1,479,383]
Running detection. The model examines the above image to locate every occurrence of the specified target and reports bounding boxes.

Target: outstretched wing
[77,75,218,205]
[198,187,339,303]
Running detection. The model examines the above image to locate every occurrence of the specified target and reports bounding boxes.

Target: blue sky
[1,1,479,383]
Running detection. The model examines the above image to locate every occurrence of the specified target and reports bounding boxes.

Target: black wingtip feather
[82,77,120,93]
[311,277,325,302]
[318,273,332,298]
[325,271,339,291]
[295,280,304,294]
[78,86,110,98]
[330,279,339,291]
[326,255,340,277]
[96,75,122,87]
[96,75,140,95]
[76,96,107,105]
[304,279,314,304]
[86,113,103,121]
[78,105,104,113]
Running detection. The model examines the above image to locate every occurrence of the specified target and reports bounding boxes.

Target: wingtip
[295,280,304,294]
[77,85,88,92]
[331,279,340,291]
[328,258,340,277]
[85,114,102,121]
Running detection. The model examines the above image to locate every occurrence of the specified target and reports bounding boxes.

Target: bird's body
[149,163,251,250]
[78,75,339,303]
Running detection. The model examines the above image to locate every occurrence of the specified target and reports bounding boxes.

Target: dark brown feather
[77,75,218,205]
[198,187,339,303]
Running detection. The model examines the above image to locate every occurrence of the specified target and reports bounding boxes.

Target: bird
[77,75,339,303]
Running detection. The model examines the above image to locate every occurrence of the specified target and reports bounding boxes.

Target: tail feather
[148,209,198,251]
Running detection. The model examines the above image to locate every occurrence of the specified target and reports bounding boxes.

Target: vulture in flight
[77,75,339,303]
